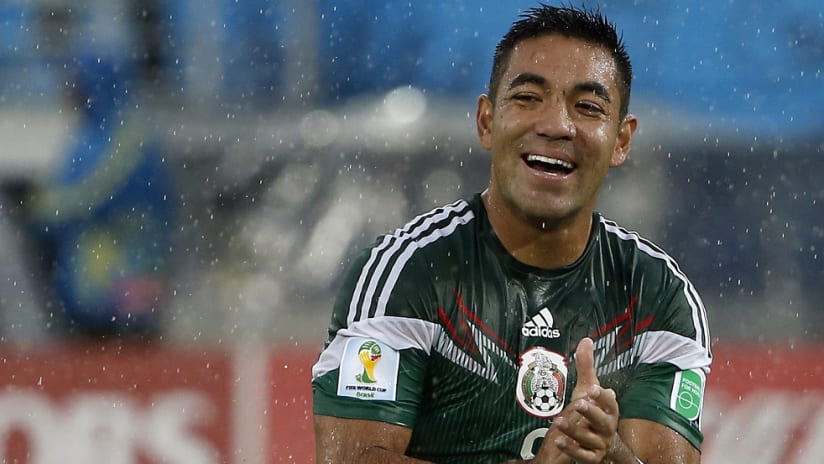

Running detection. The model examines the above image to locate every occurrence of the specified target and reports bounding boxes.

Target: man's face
[477,34,636,226]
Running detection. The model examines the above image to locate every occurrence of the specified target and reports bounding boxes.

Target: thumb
[574,337,600,389]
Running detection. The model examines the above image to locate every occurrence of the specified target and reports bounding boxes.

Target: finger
[555,403,604,447]
[555,436,602,462]
[554,408,586,430]
[587,386,618,413]
[547,415,590,463]
[574,337,600,388]
[573,393,618,435]
[554,421,606,463]
[584,386,619,430]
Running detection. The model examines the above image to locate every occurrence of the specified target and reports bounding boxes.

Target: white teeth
[526,154,574,169]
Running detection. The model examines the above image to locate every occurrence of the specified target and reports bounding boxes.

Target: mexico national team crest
[516,347,568,417]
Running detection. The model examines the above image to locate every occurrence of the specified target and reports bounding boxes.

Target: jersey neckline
[473,193,601,278]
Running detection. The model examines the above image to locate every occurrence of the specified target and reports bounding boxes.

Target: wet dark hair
[488,3,633,120]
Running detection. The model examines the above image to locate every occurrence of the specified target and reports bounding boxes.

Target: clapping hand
[550,337,620,463]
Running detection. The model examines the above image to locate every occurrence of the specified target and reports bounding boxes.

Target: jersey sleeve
[311,239,440,428]
[619,362,708,448]
[621,257,712,449]
[312,340,430,427]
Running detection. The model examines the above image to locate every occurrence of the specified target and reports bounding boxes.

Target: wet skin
[476,34,638,269]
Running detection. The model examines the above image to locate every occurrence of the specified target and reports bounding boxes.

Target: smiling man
[478,32,636,271]
[312,4,712,464]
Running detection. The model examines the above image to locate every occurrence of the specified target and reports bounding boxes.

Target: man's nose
[534,99,575,139]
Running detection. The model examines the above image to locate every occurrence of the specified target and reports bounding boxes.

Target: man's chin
[513,196,578,223]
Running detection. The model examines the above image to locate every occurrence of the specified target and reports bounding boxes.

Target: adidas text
[521,326,561,338]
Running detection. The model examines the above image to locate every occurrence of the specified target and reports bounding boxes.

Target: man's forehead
[505,36,619,88]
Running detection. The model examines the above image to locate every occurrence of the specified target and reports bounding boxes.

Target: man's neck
[481,191,594,270]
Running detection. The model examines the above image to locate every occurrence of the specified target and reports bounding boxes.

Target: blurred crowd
[0,0,822,346]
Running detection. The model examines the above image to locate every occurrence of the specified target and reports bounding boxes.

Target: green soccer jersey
[312,194,712,463]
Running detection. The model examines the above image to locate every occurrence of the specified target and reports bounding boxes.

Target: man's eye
[513,93,540,102]
[577,101,604,114]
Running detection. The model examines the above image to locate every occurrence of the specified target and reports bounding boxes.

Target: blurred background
[0,1,822,462]
[1,0,821,346]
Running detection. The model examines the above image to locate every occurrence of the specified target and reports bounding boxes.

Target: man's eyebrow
[507,72,547,90]
[507,74,612,103]
[576,81,612,103]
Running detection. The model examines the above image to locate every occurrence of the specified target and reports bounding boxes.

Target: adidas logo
[522,307,561,338]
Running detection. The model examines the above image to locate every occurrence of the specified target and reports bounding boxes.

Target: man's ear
[610,114,638,167]
[476,94,494,150]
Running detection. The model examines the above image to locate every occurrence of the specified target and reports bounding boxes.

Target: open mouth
[523,153,575,176]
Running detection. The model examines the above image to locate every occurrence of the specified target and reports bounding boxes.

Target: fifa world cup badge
[337,337,399,401]
[515,347,568,417]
